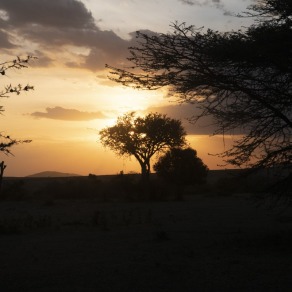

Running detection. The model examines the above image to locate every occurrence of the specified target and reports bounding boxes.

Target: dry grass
[0,172,291,291]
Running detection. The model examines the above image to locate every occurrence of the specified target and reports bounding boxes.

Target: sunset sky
[0,0,253,176]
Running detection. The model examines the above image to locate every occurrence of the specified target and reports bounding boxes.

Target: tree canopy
[106,0,292,192]
[154,147,208,186]
[99,112,186,181]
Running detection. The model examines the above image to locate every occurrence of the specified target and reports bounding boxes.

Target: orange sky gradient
[0,0,253,176]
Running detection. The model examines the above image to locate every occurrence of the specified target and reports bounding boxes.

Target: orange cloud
[30,106,107,121]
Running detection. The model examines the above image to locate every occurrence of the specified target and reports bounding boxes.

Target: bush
[154,147,209,186]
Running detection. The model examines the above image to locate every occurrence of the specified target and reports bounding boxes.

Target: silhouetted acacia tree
[99,112,186,182]
[106,0,292,195]
[154,147,208,200]
[0,56,34,194]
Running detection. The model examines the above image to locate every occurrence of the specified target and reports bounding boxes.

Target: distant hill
[27,171,81,178]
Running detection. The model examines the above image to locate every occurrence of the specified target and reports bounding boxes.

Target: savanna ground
[0,170,291,292]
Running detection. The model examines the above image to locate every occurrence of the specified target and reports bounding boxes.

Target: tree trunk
[0,161,7,197]
[140,162,150,184]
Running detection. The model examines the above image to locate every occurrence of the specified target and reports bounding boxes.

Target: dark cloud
[0,30,15,48]
[0,0,133,71]
[82,48,109,72]
[30,50,53,67]
[20,25,127,51]
[179,0,222,6]
[30,106,107,121]
[147,103,245,135]
[0,0,95,29]
[178,0,229,14]
[179,0,196,5]
[147,104,216,135]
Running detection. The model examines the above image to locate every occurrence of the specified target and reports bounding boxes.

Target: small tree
[99,112,186,182]
[154,147,208,199]
[0,56,34,194]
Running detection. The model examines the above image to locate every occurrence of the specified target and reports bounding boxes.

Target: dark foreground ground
[0,189,292,292]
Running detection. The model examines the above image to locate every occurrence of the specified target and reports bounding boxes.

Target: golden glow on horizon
[1,63,235,177]
[1,65,172,177]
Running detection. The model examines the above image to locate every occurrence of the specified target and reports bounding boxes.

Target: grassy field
[0,170,291,291]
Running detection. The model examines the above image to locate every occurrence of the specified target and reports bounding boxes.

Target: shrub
[154,147,208,186]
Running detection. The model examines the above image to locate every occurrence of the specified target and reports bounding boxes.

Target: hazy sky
[0,0,253,176]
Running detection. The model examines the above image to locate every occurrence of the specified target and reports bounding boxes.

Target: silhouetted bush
[154,148,208,185]
[154,147,208,200]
